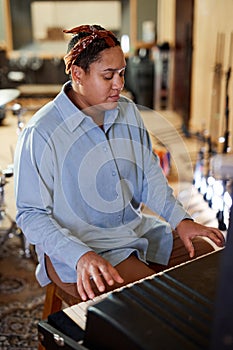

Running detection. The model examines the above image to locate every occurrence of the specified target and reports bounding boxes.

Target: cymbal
[0,89,20,107]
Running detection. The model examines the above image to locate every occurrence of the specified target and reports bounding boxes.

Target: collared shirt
[14,81,192,286]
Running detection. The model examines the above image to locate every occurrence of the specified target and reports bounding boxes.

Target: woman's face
[73,46,126,112]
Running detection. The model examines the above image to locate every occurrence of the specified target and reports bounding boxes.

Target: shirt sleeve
[137,114,193,229]
[14,126,92,275]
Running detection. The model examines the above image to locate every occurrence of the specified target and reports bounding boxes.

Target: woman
[14,25,225,302]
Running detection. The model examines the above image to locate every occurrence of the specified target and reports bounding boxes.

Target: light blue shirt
[14,82,192,287]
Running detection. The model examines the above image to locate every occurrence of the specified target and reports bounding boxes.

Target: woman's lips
[109,94,120,101]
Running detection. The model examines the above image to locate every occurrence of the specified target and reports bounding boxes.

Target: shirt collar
[54,81,120,132]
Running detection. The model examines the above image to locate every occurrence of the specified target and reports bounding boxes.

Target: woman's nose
[113,73,124,90]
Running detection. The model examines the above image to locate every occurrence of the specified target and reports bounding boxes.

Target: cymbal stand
[12,102,25,134]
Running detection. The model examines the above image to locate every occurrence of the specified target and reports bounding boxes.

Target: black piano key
[167,250,221,301]
[118,277,211,347]
[84,290,202,350]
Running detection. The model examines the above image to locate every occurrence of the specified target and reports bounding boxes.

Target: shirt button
[103,146,108,152]
[112,171,116,176]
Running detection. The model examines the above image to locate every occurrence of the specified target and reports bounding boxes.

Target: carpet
[0,233,45,350]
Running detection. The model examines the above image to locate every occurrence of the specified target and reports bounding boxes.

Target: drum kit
[0,88,33,258]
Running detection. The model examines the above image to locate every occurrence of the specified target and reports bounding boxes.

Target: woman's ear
[71,65,84,84]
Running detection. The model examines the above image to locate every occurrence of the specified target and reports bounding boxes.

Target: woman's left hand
[176,219,225,258]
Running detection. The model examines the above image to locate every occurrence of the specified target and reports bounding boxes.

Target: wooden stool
[38,282,81,350]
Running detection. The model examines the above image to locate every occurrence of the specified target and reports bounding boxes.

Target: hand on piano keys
[63,278,138,330]
[41,251,222,349]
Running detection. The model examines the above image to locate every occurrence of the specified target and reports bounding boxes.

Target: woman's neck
[67,85,105,125]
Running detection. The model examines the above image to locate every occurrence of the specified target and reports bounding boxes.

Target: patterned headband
[63,25,117,74]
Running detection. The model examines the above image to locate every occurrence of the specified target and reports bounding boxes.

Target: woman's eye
[104,74,114,80]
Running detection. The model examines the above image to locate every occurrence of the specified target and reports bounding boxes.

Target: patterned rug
[0,233,45,350]
[0,296,44,350]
